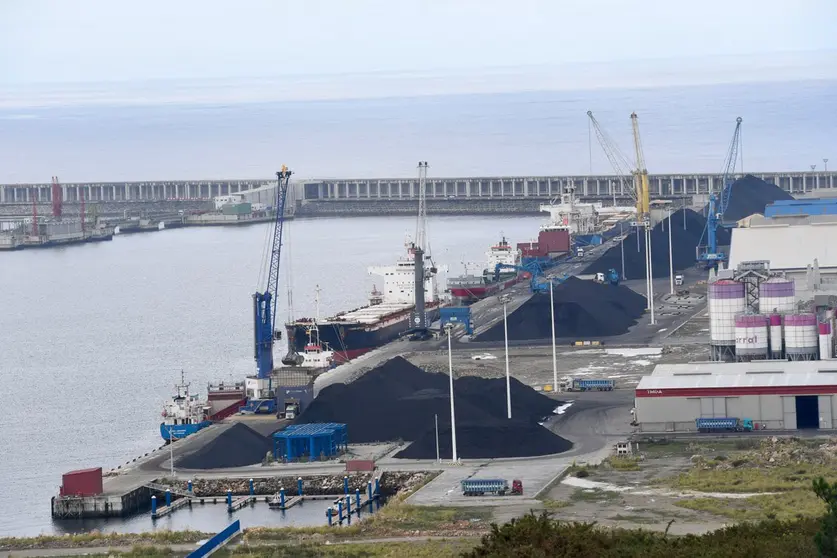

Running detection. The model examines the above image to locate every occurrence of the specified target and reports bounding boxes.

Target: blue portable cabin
[764,198,837,217]
[273,423,348,462]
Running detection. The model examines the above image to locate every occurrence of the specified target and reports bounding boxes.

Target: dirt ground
[406,343,709,390]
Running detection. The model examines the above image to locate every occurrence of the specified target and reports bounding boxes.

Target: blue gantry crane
[244,166,293,414]
[494,262,570,293]
[697,117,743,267]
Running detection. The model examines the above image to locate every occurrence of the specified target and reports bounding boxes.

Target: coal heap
[296,356,571,458]
[721,174,794,222]
[176,423,272,469]
[474,277,647,342]
[582,209,730,280]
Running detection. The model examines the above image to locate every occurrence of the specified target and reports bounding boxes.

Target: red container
[60,467,103,497]
[537,229,570,254]
[345,460,375,472]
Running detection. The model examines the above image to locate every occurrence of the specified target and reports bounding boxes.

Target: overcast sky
[2,0,835,92]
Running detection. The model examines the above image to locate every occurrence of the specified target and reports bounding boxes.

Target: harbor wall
[51,486,150,519]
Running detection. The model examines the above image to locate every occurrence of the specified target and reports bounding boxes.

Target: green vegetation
[669,462,835,493]
[569,488,621,503]
[676,490,826,522]
[0,530,207,551]
[603,456,641,471]
[539,498,571,511]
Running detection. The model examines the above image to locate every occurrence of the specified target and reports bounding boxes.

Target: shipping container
[60,467,103,496]
[345,460,375,472]
[221,202,252,215]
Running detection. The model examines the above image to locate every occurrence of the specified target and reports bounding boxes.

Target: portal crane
[630,112,650,224]
[697,117,743,266]
[253,166,293,379]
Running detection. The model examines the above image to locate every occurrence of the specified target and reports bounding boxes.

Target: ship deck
[315,301,415,325]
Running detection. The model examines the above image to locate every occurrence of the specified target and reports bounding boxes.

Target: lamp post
[500,294,512,419]
[668,209,674,295]
[620,222,626,280]
[549,280,558,392]
[825,158,829,172]
[444,323,458,462]
[168,426,175,478]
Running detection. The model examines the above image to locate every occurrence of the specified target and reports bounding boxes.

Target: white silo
[769,314,783,359]
[759,278,796,314]
[820,322,833,360]
[785,313,819,361]
[709,280,746,361]
[735,314,769,361]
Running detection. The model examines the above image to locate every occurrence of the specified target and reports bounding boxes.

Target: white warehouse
[635,361,837,433]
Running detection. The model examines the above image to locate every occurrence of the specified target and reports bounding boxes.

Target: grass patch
[226,539,479,558]
[569,488,621,503]
[604,457,641,471]
[609,513,660,524]
[0,531,208,551]
[668,463,835,493]
[675,490,827,522]
[540,498,571,511]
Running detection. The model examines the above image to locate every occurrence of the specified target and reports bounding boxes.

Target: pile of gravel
[296,356,571,459]
[475,277,647,342]
[176,423,272,469]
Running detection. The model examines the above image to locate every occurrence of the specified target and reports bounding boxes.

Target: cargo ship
[538,184,635,248]
[447,237,526,303]
[160,372,211,442]
[286,242,442,363]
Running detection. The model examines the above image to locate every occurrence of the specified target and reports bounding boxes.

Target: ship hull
[160,421,211,442]
[449,275,523,303]
[289,307,441,363]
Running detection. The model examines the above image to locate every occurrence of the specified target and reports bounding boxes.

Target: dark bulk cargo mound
[720,174,794,222]
[295,356,571,459]
[583,208,730,280]
[474,276,647,342]
[177,423,272,469]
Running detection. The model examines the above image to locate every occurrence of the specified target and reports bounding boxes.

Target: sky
[1,0,836,105]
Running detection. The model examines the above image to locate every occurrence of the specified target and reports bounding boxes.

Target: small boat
[268,493,284,509]
[160,371,211,442]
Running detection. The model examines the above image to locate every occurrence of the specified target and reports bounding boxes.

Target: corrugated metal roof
[639,364,837,391]
[728,223,837,270]
[650,361,825,376]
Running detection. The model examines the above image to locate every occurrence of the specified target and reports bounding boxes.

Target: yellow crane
[630,112,650,224]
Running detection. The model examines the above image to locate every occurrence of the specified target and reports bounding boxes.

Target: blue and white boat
[160,372,212,442]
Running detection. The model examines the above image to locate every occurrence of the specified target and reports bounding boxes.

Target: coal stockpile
[583,209,728,280]
[176,423,272,469]
[295,356,571,458]
[395,421,572,459]
[721,174,794,222]
[474,277,647,342]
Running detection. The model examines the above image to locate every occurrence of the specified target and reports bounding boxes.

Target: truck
[576,247,585,258]
[695,417,754,433]
[674,274,684,286]
[461,478,523,496]
[282,399,300,420]
[594,269,620,286]
[564,378,615,392]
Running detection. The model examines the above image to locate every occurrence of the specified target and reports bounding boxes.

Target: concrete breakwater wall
[157,471,434,498]
[296,199,545,217]
[0,200,213,218]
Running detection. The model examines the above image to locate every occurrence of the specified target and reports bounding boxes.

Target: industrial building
[635,361,837,433]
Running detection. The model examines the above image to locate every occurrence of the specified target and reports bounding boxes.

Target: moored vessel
[160,372,211,442]
[448,236,526,304]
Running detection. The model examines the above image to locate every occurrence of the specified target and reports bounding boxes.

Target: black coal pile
[177,423,272,469]
[583,209,730,280]
[395,421,572,459]
[474,277,647,342]
[295,356,571,458]
[720,174,794,222]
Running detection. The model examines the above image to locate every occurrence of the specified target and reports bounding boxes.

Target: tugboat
[160,371,211,442]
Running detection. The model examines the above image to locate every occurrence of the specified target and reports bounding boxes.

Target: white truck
[674,274,684,286]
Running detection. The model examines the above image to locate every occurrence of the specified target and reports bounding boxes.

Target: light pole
[620,222,626,280]
[444,323,458,462]
[668,209,674,295]
[168,426,175,478]
[500,294,512,419]
[549,280,558,393]
[434,414,440,463]
[825,158,829,172]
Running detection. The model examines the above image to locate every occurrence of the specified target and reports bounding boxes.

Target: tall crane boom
[697,117,742,266]
[630,112,650,224]
[253,166,292,379]
[586,111,635,203]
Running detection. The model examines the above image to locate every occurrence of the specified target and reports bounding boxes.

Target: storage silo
[759,278,796,314]
[769,314,783,359]
[785,313,819,361]
[820,322,833,360]
[709,280,746,361]
[735,314,769,361]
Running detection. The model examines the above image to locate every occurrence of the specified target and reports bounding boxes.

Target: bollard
[343,475,349,495]
[374,477,380,496]
[375,493,380,511]
[249,478,254,496]
[226,490,232,511]
[187,480,193,494]
[298,477,304,496]
[327,507,333,527]
[346,495,352,524]
[165,489,171,507]
[280,488,286,509]
[367,481,373,505]
[355,488,361,509]
[337,500,344,523]
[151,495,157,517]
